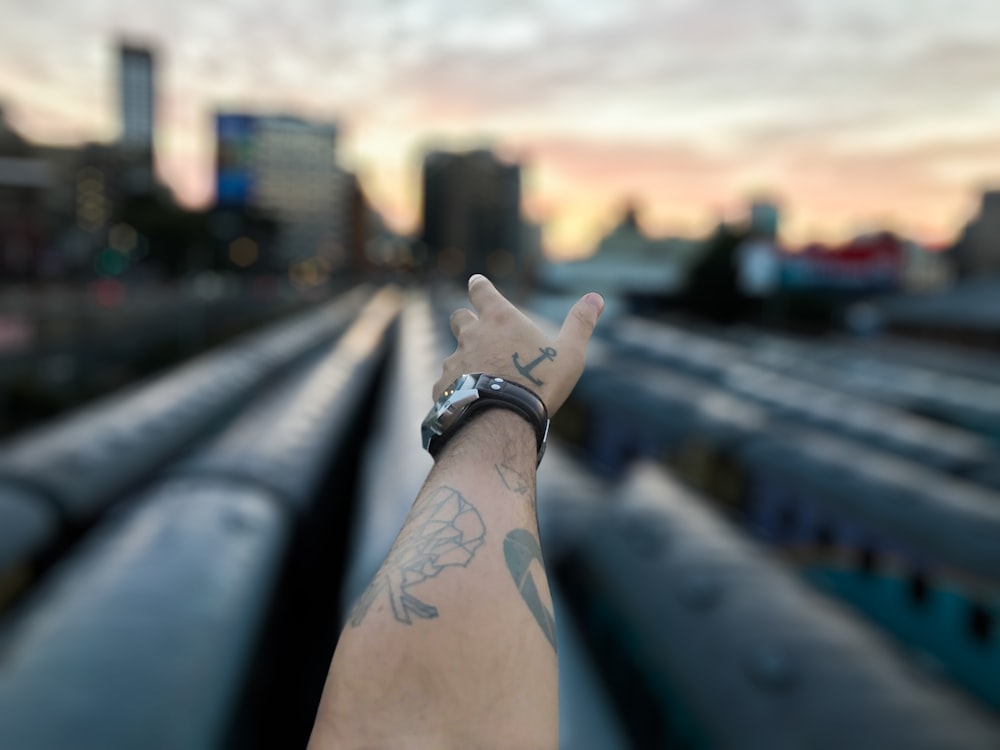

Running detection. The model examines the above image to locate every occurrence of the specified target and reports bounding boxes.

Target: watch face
[422,374,481,449]
[421,372,549,466]
[439,373,477,403]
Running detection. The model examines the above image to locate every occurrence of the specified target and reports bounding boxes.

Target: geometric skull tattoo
[350,486,486,626]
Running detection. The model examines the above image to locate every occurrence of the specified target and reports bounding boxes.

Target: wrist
[424,374,549,466]
[434,408,537,468]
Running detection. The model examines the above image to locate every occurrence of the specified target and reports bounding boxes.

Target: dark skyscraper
[119,44,155,154]
[118,43,156,192]
[420,149,523,283]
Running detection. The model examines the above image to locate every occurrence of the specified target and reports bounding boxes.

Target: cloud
[1,0,999,252]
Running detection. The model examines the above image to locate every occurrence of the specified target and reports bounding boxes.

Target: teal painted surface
[806,567,1000,711]
[617,614,711,750]
[576,581,712,749]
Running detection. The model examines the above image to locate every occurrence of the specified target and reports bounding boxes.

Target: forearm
[310,410,557,750]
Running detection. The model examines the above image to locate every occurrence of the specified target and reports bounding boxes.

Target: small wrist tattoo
[495,462,529,494]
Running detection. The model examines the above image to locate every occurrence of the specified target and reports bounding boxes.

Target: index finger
[467,274,510,316]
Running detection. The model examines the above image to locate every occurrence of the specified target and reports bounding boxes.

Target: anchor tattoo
[512,346,557,386]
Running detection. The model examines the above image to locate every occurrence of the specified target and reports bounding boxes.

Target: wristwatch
[422,373,550,466]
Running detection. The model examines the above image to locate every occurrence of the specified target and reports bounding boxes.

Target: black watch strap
[427,375,549,465]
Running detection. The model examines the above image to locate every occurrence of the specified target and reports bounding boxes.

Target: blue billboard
[215,114,256,206]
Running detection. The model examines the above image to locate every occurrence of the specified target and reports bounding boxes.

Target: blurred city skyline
[3,0,1000,258]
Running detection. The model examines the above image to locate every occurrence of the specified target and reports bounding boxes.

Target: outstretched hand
[434,274,604,416]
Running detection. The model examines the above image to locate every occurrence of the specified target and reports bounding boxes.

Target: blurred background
[1,1,999,748]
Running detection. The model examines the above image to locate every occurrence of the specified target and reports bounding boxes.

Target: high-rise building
[215,113,348,268]
[953,190,1000,278]
[119,44,155,155]
[420,149,523,283]
[0,107,129,278]
[118,43,156,193]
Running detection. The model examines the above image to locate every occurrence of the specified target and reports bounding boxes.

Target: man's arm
[308,275,603,750]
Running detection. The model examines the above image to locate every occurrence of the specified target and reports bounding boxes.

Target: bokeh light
[228,236,258,268]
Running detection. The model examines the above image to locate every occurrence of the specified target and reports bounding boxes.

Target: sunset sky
[3,0,1000,258]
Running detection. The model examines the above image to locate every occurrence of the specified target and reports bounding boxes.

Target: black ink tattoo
[351,486,485,627]
[504,529,557,652]
[512,346,557,386]
[495,463,529,495]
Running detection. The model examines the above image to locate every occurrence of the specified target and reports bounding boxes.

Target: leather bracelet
[426,374,549,466]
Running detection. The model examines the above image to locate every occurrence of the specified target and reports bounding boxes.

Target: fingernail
[585,292,604,314]
[469,274,486,287]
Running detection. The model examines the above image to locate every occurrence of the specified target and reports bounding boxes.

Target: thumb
[558,292,604,350]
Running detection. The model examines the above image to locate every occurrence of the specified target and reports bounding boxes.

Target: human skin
[309,275,603,750]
